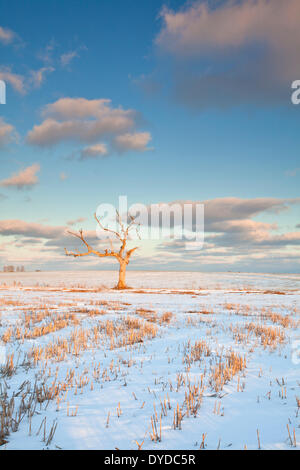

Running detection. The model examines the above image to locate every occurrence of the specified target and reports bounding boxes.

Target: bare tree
[65,211,140,289]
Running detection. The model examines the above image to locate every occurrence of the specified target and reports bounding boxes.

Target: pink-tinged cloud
[261,232,300,246]
[67,217,87,226]
[60,46,86,67]
[159,197,299,224]
[0,164,40,190]
[201,197,296,222]
[0,118,15,147]
[210,219,276,234]
[60,50,79,67]
[27,98,151,154]
[0,220,65,239]
[30,67,55,88]
[0,67,26,94]
[155,0,300,107]
[41,98,127,120]
[113,132,152,153]
[157,0,300,63]
[0,26,15,44]
[147,197,300,252]
[59,172,68,181]
[80,143,108,159]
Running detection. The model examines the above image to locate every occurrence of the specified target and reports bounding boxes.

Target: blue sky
[0,0,300,272]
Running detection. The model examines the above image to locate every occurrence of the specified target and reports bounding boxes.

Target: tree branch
[65,212,139,265]
[94,213,122,241]
[125,246,139,262]
[64,229,119,259]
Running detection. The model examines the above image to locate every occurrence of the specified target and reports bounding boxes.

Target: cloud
[0,26,16,44]
[0,217,120,270]
[204,224,300,250]
[131,73,163,96]
[59,172,68,181]
[0,64,53,95]
[0,118,15,147]
[148,197,297,228]
[0,219,65,239]
[113,132,152,153]
[209,218,275,235]
[146,197,300,260]
[123,196,300,263]
[30,67,55,88]
[37,39,57,64]
[201,197,296,222]
[157,0,299,58]
[0,164,40,190]
[125,198,299,262]
[16,237,44,245]
[80,143,108,159]
[67,217,87,226]
[60,45,86,67]
[42,97,134,122]
[27,97,152,155]
[60,50,79,67]
[27,98,136,145]
[258,231,300,247]
[156,236,300,273]
[285,168,300,177]
[0,215,112,260]
[1,196,299,272]
[0,67,26,94]
[155,0,300,108]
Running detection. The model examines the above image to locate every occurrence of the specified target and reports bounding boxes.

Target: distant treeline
[3,265,25,272]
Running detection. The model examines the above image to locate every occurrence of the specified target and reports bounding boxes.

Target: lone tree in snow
[65,212,140,289]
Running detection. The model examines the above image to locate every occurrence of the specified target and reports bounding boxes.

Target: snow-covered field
[0,271,299,450]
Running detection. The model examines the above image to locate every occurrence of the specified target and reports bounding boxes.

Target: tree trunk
[116,260,127,289]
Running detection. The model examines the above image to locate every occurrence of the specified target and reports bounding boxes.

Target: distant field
[0,272,299,450]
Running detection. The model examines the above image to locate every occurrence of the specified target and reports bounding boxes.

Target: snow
[0,271,299,450]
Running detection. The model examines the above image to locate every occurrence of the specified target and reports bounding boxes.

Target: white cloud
[0,164,40,190]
